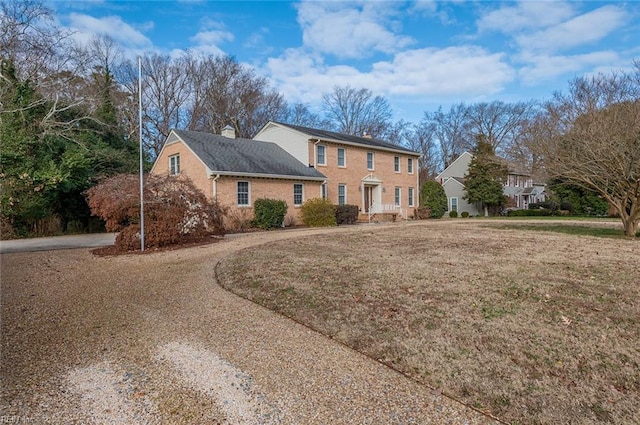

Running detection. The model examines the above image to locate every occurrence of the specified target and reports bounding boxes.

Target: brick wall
[309,141,420,212]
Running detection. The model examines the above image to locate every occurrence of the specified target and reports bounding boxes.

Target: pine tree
[463,137,508,217]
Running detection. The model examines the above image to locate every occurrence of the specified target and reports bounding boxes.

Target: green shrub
[300,198,337,227]
[529,201,558,211]
[508,208,553,217]
[449,210,458,218]
[252,198,288,229]
[335,204,359,225]
[461,211,469,218]
[420,181,447,218]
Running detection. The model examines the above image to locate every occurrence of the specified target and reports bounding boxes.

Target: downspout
[313,139,320,168]
[212,174,220,203]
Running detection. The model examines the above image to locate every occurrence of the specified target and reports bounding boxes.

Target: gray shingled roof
[272,122,419,155]
[173,130,326,180]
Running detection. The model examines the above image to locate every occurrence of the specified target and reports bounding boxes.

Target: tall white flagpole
[138,56,145,252]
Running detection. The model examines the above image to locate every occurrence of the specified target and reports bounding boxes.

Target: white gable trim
[442,177,466,189]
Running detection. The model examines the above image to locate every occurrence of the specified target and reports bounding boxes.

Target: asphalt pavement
[0,233,116,254]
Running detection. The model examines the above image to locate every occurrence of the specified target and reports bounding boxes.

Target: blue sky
[50,0,640,123]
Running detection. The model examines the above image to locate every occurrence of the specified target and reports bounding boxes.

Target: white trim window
[408,158,414,174]
[321,183,328,200]
[237,181,250,206]
[408,187,414,207]
[293,183,304,206]
[394,156,400,173]
[337,147,346,167]
[450,197,458,212]
[338,184,346,206]
[394,186,401,206]
[169,154,180,175]
[366,152,374,170]
[316,144,326,165]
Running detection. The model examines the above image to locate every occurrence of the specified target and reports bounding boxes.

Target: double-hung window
[316,145,326,165]
[367,152,374,170]
[408,187,414,207]
[337,148,346,167]
[394,156,400,173]
[450,197,458,212]
[338,184,346,206]
[294,183,304,206]
[169,154,180,175]
[408,158,414,174]
[394,187,401,206]
[321,183,328,200]
[237,181,250,206]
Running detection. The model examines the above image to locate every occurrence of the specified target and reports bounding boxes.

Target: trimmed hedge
[449,210,458,218]
[252,198,288,229]
[508,208,553,217]
[300,198,337,227]
[336,204,359,225]
[461,211,469,218]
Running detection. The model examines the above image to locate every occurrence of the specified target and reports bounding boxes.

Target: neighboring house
[254,121,421,219]
[150,126,326,222]
[436,152,546,216]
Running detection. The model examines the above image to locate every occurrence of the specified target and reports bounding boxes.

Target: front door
[364,185,373,212]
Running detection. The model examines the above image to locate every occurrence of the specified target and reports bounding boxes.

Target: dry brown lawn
[217,220,640,425]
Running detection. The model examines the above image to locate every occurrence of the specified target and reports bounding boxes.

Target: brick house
[150,127,326,223]
[254,122,421,219]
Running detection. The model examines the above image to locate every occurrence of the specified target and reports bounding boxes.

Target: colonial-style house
[254,122,421,220]
[436,151,546,216]
[150,127,326,223]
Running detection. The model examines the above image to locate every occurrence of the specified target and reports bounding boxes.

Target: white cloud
[518,51,621,84]
[516,5,628,53]
[266,45,514,106]
[295,1,414,59]
[478,1,576,33]
[67,13,152,49]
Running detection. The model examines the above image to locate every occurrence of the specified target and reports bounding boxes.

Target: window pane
[237,181,249,205]
[394,156,400,172]
[337,148,345,167]
[451,197,458,212]
[408,158,413,173]
[395,187,401,205]
[338,184,346,206]
[367,152,374,169]
[321,183,327,200]
[408,187,414,207]
[170,155,180,175]
[317,145,326,165]
[294,183,303,205]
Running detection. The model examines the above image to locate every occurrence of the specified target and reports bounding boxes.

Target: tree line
[1,1,638,236]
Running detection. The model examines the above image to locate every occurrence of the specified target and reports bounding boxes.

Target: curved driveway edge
[2,222,501,424]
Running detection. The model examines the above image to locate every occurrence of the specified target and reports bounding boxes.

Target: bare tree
[425,103,471,168]
[278,102,330,128]
[407,119,440,182]
[541,64,640,236]
[322,85,392,137]
[465,100,535,156]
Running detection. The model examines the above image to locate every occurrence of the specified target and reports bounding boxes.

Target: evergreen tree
[463,137,508,217]
[420,180,448,218]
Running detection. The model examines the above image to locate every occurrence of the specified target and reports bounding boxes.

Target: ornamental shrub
[449,210,458,218]
[335,204,359,225]
[300,198,337,227]
[508,208,553,217]
[86,174,226,251]
[420,181,447,218]
[252,198,288,229]
[461,211,469,218]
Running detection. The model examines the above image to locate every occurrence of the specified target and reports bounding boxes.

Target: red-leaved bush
[86,174,226,251]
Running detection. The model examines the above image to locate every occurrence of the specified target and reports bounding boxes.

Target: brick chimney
[221,124,236,139]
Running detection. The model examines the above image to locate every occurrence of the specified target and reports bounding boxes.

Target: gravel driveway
[1,223,498,424]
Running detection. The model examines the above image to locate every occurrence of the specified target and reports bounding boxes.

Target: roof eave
[209,171,326,181]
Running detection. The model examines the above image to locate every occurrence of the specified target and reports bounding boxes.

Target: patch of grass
[486,223,626,238]
[217,222,640,425]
